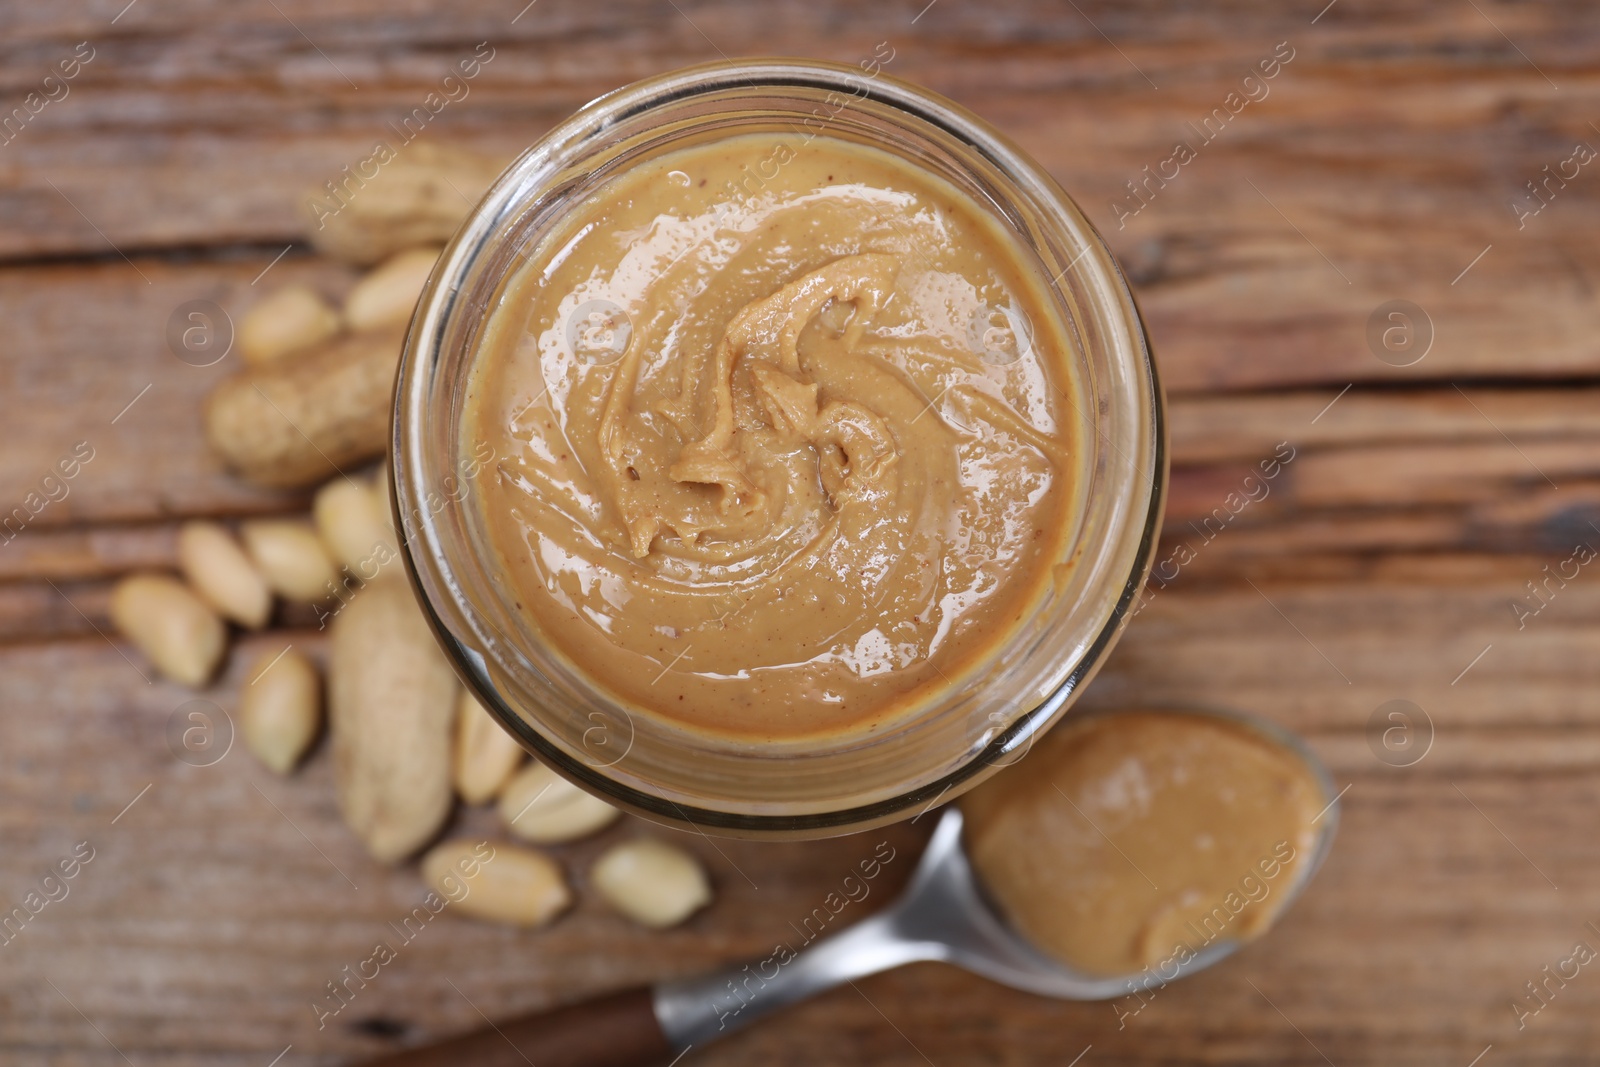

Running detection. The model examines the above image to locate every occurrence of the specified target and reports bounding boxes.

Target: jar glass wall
[392,59,1166,838]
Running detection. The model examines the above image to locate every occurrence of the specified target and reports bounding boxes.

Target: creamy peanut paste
[463,132,1082,740]
[962,711,1325,976]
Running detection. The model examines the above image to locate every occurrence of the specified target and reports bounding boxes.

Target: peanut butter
[962,711,1325,976]
[462,132,1082,740]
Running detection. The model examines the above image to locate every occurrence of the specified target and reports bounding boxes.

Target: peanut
[329,575,456,863]
[240,646,321,774]
[238,284,342,367]
[421,839,570,928]
[203,326,405,488]
[454,691,525,805]
[301,144,506,266]
[343,247,440,333]
[109,574,227,688]
[498,761,620,844]
[372,460,396,535]
[240,520,339,602]
[591,838,712,929]
[313,476,396,572]
[176,521,272,629]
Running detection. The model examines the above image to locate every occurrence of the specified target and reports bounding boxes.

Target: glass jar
[392,59,1166,838]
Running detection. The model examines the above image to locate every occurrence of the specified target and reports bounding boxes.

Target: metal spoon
[361,717,1338,1067]
[655,805,1222,1041]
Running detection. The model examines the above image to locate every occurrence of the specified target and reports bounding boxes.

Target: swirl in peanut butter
[463,133,1082,740]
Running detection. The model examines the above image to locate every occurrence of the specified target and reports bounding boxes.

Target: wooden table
[3,1,1598,1063]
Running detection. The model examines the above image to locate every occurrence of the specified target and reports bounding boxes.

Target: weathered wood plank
[3,251,1596,532]
[2,1,1598,388]
[1169,389,1600,465]
[5,572,1600,1065]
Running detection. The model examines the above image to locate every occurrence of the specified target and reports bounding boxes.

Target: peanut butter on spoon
[962,710,1326,977]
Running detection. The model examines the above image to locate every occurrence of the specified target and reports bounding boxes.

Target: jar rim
[392,58,1167,838]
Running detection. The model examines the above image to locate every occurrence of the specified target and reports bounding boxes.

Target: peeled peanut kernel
[240,646,321,774]
[238,284,342,367]
[176,521,272,629]
[241,520,339,602]
[330,576,457,863]
[498,762,620,844]
[109,574,227,687]
[591,838,711,929]
[372,461,397,535]
[313,477,395,572]
[343,247,440,332]
[421,839,570,928]
[455,691,525,805]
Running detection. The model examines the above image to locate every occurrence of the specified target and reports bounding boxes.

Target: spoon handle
[651,907,939,1052]
[350,913,933,1067]
[351,985,670,1067]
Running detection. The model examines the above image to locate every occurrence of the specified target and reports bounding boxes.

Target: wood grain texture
[2,1,1599,1065]
[6,568,1600,1066]
[1,0,1598,390]
[353,987,671,1067]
